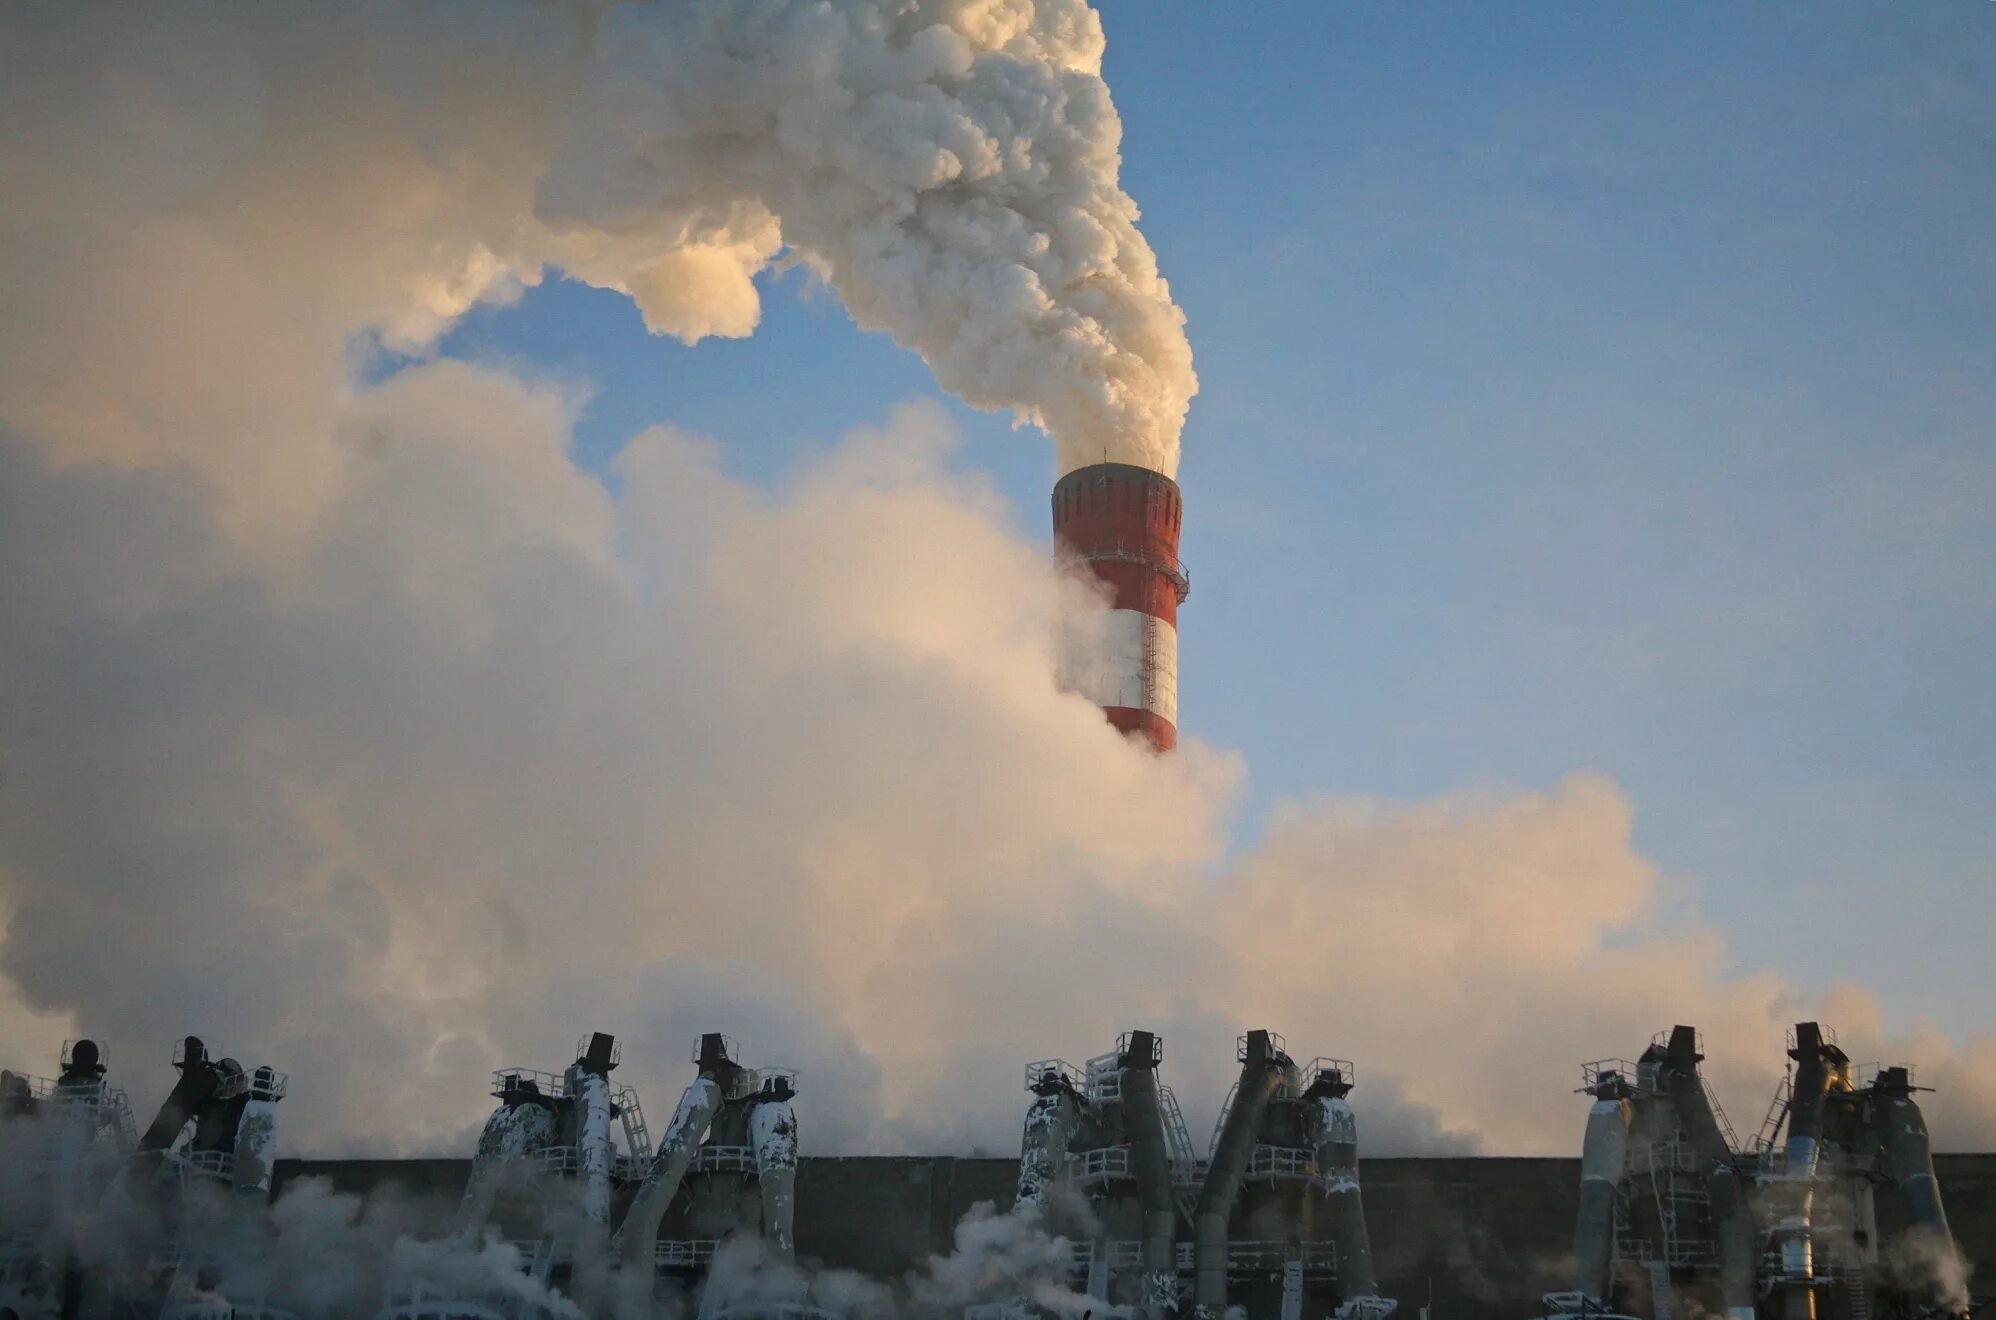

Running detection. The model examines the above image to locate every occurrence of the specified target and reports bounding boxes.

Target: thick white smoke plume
[0,0,1190,487]
[540,1,1197,475]
[3,0,1995,1169]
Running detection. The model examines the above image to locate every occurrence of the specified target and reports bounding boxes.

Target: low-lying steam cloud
[2,0,1994,1164]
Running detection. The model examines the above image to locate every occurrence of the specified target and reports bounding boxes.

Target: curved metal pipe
[458,1087,560,1230]
[1874,1068,1967,1313]
[138,1036,219,1154]
[1570,1091,1630,1308]
[1657,1027,1754,1320]
[1118,1031,1179,1313]
[1775,1022,1847,1320]
[1193,1030,1285,1315]
[1303,1078,1385,1310]
[617,1075,724,1287]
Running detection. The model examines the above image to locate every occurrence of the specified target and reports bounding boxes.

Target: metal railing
[1580,1060,1651,1094]
[1076,1145,1133,1183]
[1225,1241,1337,1277]
[491,1067,568,1101]
[1239,1031,1288,1062]
[170,1147,236,1184]
[1023,1059,1081,1093]
[1084,1049,1124,1103]
[1246,1144,1319,1182]
[690,1144,757,1174]
[655,1239,718,1268]
[1301,1058,1356,1093]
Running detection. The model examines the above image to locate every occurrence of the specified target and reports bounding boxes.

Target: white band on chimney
[1056,609,1177,724]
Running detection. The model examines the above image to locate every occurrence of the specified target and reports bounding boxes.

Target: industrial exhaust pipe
[1016,1062,1084,1208]
[138,1036,220,1154]
[230,1065,285,1198]
[1656,1027,1754,1320]
[458,1072,561,1230]
[1774,1022,1849,1320]
[616,1033,739,1297]
[50,1040,111,1218]
[750,1072,799,1261]
[1872,1067,1968,1315]
[1116,1031,1179,1316]
[566,1033,620,1227]
[1193,1029,1287,1317]
[1302,1061,1393,1319]
[1564,1064,1631,1313]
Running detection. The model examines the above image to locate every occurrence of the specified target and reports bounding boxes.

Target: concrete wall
[272,1154,1996,1318]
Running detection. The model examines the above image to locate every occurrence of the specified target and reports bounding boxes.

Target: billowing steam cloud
[2,0,1994,1166]
[0,0,1191,486]
[539,1,1198,476]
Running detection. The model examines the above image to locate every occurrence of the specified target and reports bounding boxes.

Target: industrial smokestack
[1557,1063,1631,1315]
[1053,463,1188,752]
[1194,1029,1287,1315]
[1871,1066,1968,1314]
[1016,1061,1084,1208]
[614,1034,739,1300]
[1656,1026,1754,1320]
[749,1072,799,1262]
[1774,1021,1851,1320]
[568,1032,619,1229]
[1116,1030,1179,1314]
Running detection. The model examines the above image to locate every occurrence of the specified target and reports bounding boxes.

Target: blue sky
[434,4,1994,1034]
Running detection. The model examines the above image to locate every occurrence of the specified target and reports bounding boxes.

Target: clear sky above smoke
[0,0,1991,1157]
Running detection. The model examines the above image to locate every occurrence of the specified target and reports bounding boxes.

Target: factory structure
[3,1020,1986,1320]
[1538,1023,1972,1320]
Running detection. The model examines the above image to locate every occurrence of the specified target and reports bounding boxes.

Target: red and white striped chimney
[1052,462,1188,752]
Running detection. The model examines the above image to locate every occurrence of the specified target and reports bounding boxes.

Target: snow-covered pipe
[751,1077,800,1261]
[1193,1031,1286,1316]
[569,1034,620,1228]
[1016,1068,1083,1208]
[1304,1068,1385,1310]
[1116,1032,1178,1313]
[230,1066,283,1198]
[458,1083,561,1230]
[1653,1028,1753,1320]
[617,1074,724,1284]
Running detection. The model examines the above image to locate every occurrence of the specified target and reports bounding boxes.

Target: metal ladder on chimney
[1648,1262,1675,1320]
[1837,1261,1871,1320]
[1754,1071,1793,1154]
[1280,1260,1305,1320]
[617,1084,652,1168]
[1158,1084,1203,1221]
